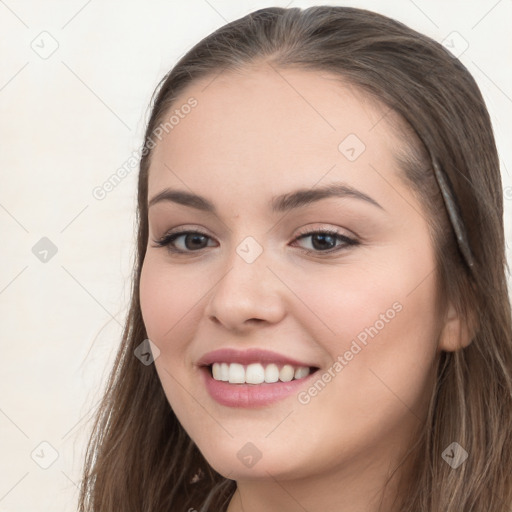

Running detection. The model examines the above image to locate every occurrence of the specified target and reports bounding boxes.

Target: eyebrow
[148,183,384,213]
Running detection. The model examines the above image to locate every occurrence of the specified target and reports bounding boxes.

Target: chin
[196,440,308,482]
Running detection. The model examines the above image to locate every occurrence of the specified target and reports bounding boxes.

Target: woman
[78,6,512,511]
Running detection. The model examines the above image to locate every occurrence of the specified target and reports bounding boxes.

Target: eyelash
[152,227,359,256]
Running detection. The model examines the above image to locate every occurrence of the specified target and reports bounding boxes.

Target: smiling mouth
[206,362,320,385]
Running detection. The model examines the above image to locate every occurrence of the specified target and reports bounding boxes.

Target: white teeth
[294,366,310,379]
[246,363,265,384]
[279,364,295,382]
[220,362,229,381]
[228,363,245,384]
[212,362,230,381]
[264,363,279,383]
[212,363,221,380]
[210,362,311,384]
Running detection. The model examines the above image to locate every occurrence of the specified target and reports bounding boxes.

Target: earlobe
[438,302,476,352]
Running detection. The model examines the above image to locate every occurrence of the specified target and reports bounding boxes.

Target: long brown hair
[78,6,512,511]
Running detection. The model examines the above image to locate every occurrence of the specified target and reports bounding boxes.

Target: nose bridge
[218,234,272,303]
[205,234,285,329]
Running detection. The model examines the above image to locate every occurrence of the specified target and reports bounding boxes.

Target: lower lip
[199,366,319,408]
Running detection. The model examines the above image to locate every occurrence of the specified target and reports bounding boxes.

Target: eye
[152,230,217,253]
[291,229,359,254]
[151,227,359,256]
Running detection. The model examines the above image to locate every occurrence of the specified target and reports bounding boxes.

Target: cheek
[295,257,439,409]
[139,256,203,416]
[139,255,204,343]
[289,260,415,345]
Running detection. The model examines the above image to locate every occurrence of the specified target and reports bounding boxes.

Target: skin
[139,62,469,512]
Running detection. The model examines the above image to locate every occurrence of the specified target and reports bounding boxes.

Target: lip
[199,365,319,408]
[196,348,318,368]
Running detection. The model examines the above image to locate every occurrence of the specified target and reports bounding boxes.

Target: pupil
[186,234,207,249]
[183,234,338,251]
[312,234,335,250]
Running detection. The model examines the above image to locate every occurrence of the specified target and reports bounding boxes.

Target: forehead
[148,63,409,203]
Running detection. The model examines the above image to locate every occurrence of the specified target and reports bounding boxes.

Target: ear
[438,302,477,352]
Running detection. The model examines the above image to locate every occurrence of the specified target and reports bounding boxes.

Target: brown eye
[292,230,359,254]
[153,230,217,253]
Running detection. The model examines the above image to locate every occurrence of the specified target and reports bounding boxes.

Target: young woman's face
[139,65,451,482]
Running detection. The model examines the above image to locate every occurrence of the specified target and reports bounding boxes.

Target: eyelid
[152,223,354,243]
[151,225,215,250]
[153,224,212,241]
[152,223,360,256]
[291,226,359,254]
[293,223,356,238]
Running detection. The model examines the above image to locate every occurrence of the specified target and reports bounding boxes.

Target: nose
[204,243,287,333]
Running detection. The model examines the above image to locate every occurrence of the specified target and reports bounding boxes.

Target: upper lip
[197,348,319,368]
